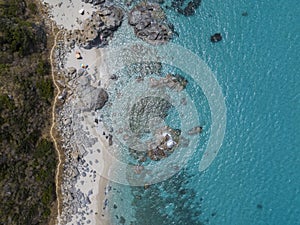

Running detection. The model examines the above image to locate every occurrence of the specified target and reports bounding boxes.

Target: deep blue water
[110,0,300,224]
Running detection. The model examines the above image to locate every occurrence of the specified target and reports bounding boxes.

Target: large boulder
[76,78,108,111]
[95,88,108,110]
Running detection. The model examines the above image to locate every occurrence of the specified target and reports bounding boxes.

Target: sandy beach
[41,0,122,224]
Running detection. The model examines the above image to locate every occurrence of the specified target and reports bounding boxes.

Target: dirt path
[49,25,63,225]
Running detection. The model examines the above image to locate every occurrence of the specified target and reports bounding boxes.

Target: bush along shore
[0,0,58,224]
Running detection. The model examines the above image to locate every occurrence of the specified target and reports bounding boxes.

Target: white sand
[72,111,113,225]
[41,0,98,30]
[60,47,115,225]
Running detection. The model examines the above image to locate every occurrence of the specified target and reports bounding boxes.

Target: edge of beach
[41,0,120,224]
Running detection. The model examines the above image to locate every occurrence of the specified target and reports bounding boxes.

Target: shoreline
[52,35,115,225]
[43,0,176,223]
[52,41,114,225]
[41,0,120,224]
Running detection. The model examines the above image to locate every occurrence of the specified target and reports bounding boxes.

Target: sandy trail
[49,24,64,224]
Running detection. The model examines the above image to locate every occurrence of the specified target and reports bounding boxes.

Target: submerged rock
[129,96,172,134]
[149,73,188,91]
[170,0,201,16]
[188,126,203,135]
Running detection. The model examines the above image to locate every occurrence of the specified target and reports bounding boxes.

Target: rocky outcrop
[128,2,173,45]
[57,100,97,224]
[66,6,124,48]
[128,126,181,161]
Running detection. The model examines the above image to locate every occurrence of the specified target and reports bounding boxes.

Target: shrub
[37,78,54,100]
[28,3,37,14]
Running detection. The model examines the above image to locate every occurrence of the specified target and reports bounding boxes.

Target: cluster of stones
[128,2,173,45]
[127,126,181,162]
[53,45,111,223]
[147,126,181,161]
[66,6,124,49]
[57,100,97,224]
[170,0,202,16]
[56,84,110,223]
[149,73,188,91]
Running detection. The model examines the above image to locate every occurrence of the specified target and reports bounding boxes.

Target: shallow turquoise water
[109,0,299,224]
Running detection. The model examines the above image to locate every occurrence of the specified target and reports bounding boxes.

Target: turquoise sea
[108,0,299,224]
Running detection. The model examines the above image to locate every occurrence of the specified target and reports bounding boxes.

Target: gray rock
[67,6,124,48]
[128,10,142,25]
[128,2,172,45]
[95,88,108,110]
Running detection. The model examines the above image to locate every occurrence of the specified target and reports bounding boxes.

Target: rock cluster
[58,120,98,224]
[56,83,106,223]
[66,6,124,48]
[147,126,181,161]
[170,0,202,16]
[53,45,110,223]
[128,2,173,45]
[150,73,188,91]
[57,100,92,224]
[127,126,181,162]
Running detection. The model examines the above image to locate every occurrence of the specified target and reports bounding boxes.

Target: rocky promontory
[66,6,124,48]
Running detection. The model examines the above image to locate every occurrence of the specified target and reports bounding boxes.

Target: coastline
[51,25,114,225]
[41,0,296,224]
[41,0,119,224]
[43,0,176,224]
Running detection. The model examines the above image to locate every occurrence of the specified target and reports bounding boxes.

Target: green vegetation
[37,78,54,101]
[0,0,47,58]
[0,0,57,224]
[28,2,38,14]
